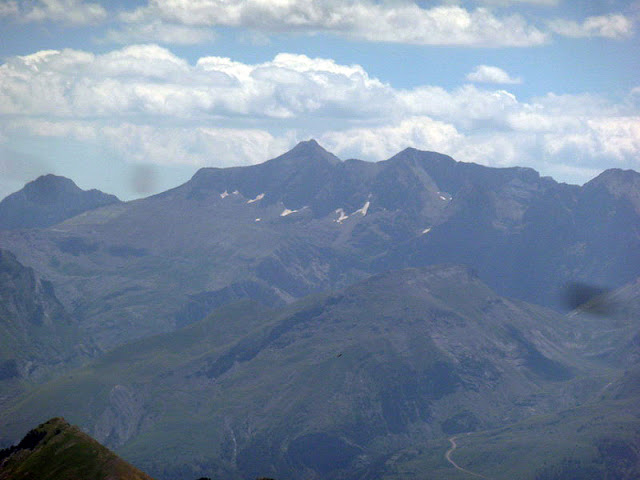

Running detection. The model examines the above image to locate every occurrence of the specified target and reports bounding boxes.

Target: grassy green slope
[0,417,154,480]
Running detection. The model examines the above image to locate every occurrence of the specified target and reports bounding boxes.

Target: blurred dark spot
[130,164,157,195]
[563,282,614,315]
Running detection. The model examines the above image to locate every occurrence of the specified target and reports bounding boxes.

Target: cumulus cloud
[5,0,107,25]
[121,1,548,47]
[321,117,464,160]
[549,13,634,39]
[398,84,521,130]
[1,46,639,184]
[466,65,522,84]
[0,46,393,119]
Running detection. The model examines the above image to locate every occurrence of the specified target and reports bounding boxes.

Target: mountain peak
[588,168,640,186]
[271,139,341,167]
[585,168,640,212]
[0,174,120,230]
[0,417,154,480]
[23,174,82,199]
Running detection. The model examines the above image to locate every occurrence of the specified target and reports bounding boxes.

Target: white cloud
[398,84,521,129]
[466,65,522,84]
[321,117,464,160]
[12,0,107,25]
[101,124,293,166]
[545,117,640,163]
[1,46,639,184]
[121,1,548,47]
[0,47,394,119]
[549,13,633,39]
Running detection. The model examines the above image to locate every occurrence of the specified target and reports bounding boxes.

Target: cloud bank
[1,45,638,185]
[118,0,549,47]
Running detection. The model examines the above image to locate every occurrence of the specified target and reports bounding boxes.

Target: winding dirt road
[445,435,490,479]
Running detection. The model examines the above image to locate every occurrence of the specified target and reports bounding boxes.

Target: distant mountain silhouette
[0,174,120,230]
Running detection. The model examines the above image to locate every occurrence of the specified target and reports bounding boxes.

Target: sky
[0,0,639,200]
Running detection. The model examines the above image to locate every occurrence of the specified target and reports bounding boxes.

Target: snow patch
[335,208,349,224]
[354,200,370,216]
[220,190,229,199]
[247,193,265,204]
[281,208,298,217]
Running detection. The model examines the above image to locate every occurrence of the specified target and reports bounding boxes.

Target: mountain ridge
[0,142,637,351]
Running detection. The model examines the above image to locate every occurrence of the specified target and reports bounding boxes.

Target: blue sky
[0,0,639,200]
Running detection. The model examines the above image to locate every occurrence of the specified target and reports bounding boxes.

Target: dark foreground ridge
[0,417,154,480]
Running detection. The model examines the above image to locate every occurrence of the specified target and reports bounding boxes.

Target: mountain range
[0,141,638,479]
[0,141,637,351]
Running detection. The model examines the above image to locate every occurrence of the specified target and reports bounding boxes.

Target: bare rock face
[93,385,146,447]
